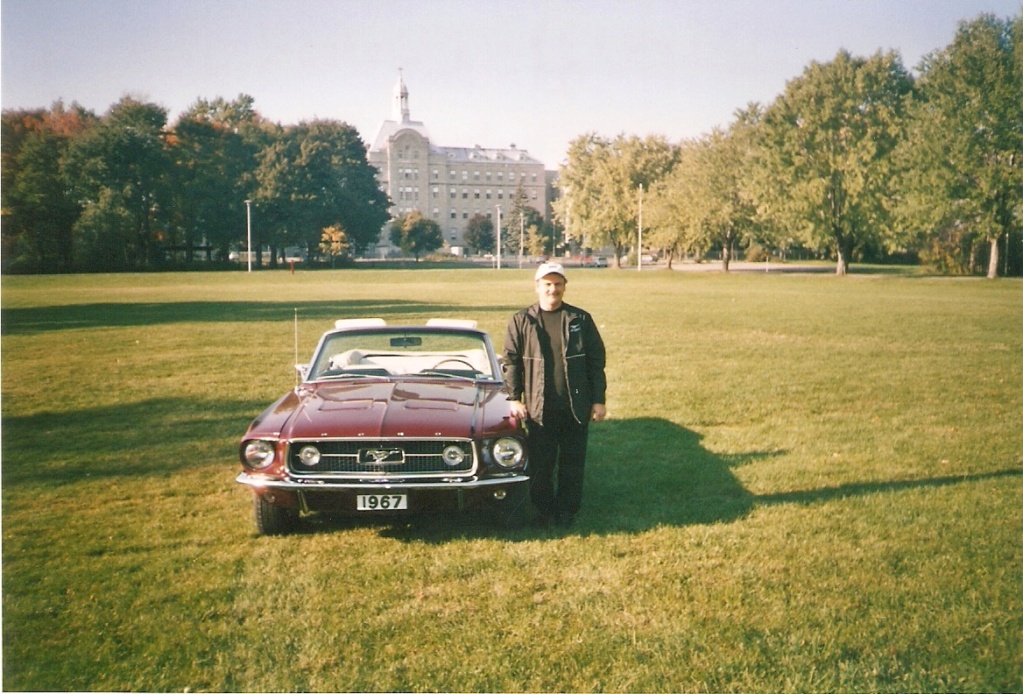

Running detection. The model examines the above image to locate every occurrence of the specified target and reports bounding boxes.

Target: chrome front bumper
[236,472,530,491]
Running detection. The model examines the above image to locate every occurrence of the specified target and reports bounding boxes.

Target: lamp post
[495,205,502,269]
[244,199,253,273]
[519,212,524,269]
[637,184,643,272]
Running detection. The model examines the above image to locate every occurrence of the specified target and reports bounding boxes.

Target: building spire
[392,68,410,123]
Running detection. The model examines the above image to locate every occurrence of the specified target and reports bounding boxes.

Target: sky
[2,0,1020,167]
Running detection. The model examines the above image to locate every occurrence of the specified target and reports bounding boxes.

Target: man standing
[503,262,607,528]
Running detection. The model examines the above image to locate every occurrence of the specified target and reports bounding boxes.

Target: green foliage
[557,133,679,266]
[389,210,443,260]
[255,120,390,261]
[61,97,173,269]
[2,270,1021,691]
[895,13,1023,278]
[464,213,495,255]
[759,50,914,275]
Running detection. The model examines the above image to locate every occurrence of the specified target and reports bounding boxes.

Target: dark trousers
[528,408,589,518]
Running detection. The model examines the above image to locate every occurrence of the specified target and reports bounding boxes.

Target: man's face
[535,273,566,311]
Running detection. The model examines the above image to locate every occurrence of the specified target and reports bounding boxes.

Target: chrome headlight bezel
[491,437,525,469]
[243,440,276,469]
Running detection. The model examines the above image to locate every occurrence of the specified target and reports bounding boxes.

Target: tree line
[3,12,1020,276]
[2,95,390,273]
[557,12,1022,277]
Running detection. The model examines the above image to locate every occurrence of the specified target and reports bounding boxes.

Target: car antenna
[293,308,300,386]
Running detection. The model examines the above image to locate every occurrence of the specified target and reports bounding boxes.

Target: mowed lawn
[2,268,1021,692]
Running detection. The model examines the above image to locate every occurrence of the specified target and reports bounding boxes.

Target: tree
[319,224,351,267]
[389,210,443,260]
[648,112,764,271]
[895,13,1022,278]
[759,50,914,274]
[62,97,173,269]
[2,102,97,272]
[167,95,267,263]
[556,133,678,267]
[254,120,390,265]
[464,213,495,255]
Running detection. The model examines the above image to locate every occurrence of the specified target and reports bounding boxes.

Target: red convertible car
[236,318,530,535]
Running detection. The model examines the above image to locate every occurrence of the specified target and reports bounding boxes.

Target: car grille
[287,439,476,477]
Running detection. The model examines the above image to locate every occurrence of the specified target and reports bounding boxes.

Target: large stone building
[368,73,548,255]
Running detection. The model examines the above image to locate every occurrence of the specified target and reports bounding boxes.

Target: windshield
[308,329,497,381]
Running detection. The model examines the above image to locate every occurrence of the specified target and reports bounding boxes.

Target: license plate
[356,494,408,511]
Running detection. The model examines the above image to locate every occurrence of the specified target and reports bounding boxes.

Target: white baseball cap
[534,261,567,281]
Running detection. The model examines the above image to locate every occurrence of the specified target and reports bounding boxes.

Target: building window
[498,172,504,182]
[474,190,480,199]
[433,169,439,180]
[498,191,504,200]
[451,210,457,219]
[450,188,456,199]
[463,211,469,219]
[486,190,492,199]
[433,187,439,198]
[474,171,480,180]
[462,171,468,180]
[462,189,468,199]
[509,172,516,182]
[532,173,538,182]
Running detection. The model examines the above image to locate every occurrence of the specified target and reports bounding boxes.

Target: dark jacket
[502,302,607,425]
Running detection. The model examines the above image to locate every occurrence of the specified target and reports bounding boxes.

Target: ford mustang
[236,318,530,534]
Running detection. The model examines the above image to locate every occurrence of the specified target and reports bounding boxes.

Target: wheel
[253,494,298,536]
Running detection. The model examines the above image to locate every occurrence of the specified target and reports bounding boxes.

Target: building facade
[368,73,548,255]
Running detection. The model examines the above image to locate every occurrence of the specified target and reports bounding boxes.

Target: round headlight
[298,445,321,466]
[492,437,524,468]
[442,445,466,467]
[243,440,276,469]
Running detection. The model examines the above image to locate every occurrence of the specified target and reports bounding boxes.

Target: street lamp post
[244,199,253,273]
[637,184,643,272]
[495,205,502,269]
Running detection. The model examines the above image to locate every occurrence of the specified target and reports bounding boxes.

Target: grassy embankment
[2,268,1021,691]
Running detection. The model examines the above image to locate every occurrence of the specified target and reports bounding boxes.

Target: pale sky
[2,0,1019,167]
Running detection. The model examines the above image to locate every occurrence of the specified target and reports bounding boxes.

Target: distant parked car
[236,318,530,534]
[595,257,608,267]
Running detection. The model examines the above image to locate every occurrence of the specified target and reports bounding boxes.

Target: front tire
[253,494,298,536]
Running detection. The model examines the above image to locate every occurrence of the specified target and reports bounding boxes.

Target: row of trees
[2,95,390,273]
[556,13,1022,276]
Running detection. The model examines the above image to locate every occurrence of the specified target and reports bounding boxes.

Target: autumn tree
[759,50,914,275]
[895,13,1022,277]
[319,224,351,267]
[1,102,97,272]
[389,210,443,260]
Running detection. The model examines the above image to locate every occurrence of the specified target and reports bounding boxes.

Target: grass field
[2,267,1021,692]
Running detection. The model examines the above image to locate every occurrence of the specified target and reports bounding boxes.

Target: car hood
[271,379,508,440]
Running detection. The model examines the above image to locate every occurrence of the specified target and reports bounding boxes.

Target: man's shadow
[312,416,1021,541]
[582,417,763,532]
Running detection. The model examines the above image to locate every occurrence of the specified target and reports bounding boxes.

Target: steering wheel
[430,358,479,372]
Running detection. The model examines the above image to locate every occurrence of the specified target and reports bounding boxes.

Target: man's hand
[508,400,528,421]
[591,403,607,422]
